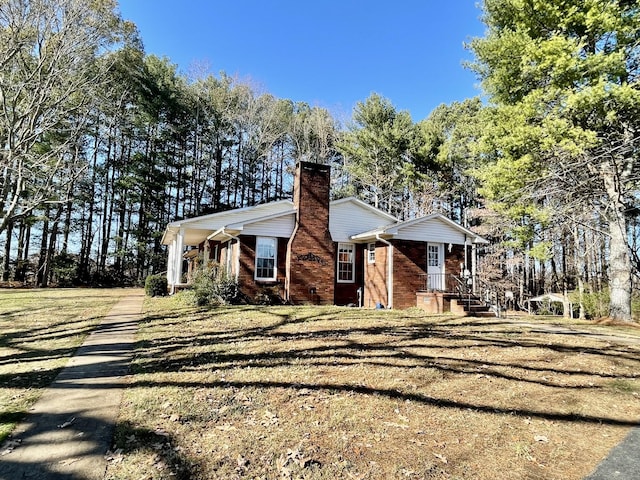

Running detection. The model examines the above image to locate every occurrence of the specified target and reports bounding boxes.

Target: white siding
[241,213,296,237]
[163,200,294,246]
[329,200,393,242]
[186,201,294,231]
[394,217,466,244]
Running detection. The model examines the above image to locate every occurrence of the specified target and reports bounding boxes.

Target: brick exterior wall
[334,244,365,306]
[237,235,288,300]
[392,239,427,309]
[286,162,335,304]
[391,242,467,309]
[445,244,465,278]
[364,242,389,308]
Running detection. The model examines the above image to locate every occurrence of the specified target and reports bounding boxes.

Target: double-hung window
[255,236,277,281]
[337,243,355,283]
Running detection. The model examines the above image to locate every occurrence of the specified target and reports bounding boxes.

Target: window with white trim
[367,242,376,264]
[255,236,277,281]
[337,243,355,283]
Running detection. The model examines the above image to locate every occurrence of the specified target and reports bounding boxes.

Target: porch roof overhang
[160,199,296,247]
[207,227,241,242]
[349,227,395,242]
[162,226,215,247]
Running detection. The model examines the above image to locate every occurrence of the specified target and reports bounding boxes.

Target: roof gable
[387,214,489,244]
[329,197,398,242]
[162,200,295,245]
[350,213,489,245]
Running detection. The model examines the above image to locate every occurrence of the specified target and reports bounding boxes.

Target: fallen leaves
[0,438,21,456]
[277,443,319,479]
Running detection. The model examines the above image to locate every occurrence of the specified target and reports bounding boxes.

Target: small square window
[367,243,376,264]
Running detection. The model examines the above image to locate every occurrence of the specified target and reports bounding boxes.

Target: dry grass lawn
[0,288,126,442]
[106,295,640,480]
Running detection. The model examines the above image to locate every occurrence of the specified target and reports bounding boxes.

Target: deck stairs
[449,274,500,317]
[449,293,497,317]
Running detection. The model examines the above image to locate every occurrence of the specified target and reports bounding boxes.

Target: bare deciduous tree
[0,0,123,234]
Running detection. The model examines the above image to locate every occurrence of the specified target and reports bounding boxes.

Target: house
[161,161,489,311]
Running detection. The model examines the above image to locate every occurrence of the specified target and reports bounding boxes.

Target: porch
[416,273,496,317]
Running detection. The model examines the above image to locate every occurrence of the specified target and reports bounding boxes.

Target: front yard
[106,295,640,480]
[0,288,125,442]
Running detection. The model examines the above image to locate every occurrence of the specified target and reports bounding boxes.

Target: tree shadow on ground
[130,305,640,428]
[110,421,194,479]
[0,410,191,480]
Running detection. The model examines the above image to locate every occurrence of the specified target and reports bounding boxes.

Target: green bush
[145,274,167,297]
[569,288,609,319]
[191,265,242,306]
[51,252,79,286]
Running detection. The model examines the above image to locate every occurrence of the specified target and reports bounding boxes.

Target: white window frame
[255,236,277,281]
[337,242,355,283]
[367,242,376,264]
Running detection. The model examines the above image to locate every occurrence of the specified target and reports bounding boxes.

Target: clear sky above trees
[117,0,486,122]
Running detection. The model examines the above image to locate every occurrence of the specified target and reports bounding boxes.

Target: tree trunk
[61,199,73,256]
[44,206,63,286]
[602,163,632,321]
[37,207,50,287]
[16,219,27,282]
[2,220,12,281]
[573,225,587,320]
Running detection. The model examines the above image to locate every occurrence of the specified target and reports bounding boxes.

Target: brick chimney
[285,161,335,304]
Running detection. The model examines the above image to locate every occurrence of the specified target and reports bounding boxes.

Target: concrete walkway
[585,426,640,479]
[0,292,143,480]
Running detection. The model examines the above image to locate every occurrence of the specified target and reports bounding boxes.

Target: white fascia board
[350,229,393,242]
[207,227,242,241]
[161,225,179,246]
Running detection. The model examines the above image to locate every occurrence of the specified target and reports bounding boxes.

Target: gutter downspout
[376,234,393,309]
[285,208,300,303]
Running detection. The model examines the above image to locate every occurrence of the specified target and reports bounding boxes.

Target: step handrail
[474,276,502,317]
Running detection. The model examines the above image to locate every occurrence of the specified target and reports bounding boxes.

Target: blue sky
[118,1,486,122]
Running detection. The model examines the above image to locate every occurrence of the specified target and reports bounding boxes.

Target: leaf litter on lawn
[105,296,640,480]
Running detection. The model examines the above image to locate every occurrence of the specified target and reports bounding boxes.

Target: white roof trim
[162,199,295,245]
[166,199,294,229]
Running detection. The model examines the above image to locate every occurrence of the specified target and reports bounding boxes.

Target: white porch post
[174,228,184,284]
[167,242,175,286]
[471,242,477,294]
